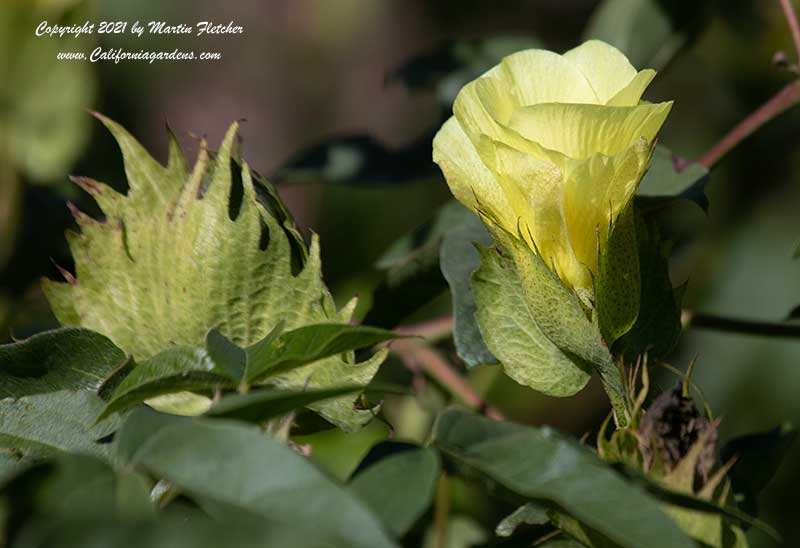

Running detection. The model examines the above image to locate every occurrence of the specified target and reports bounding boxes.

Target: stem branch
[391,337,505,420]
[684,309,800,338]
[779,0,800,61]
[697,80,800,169]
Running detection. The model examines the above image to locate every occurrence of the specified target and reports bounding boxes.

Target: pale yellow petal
[508,101,673,159]
[432,116,517,234]
[479,139,591,290]
[607,69,656,106]
[499,49,598,105]
[563,39,638,104]
[561,140,651,275]
[453,74,560,166]
[453,73,518,144]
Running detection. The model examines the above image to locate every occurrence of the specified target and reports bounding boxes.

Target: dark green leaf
[349,447,440,536]
[97,348,233,422]
[0,328,125,398]
[205,328,246,382]
[637,145,709,212]
[616,217,683,361]
[440,211,497,367]
[432,409,694,548]
[2,454,153,521]
[0,451,26,485]
[12,515,339,548]
[721,424,797,517]
[596,203,640,347]
[0,390,119,461]
[205,385,365,423]
[245,323,401,383]
[117,409,397,548]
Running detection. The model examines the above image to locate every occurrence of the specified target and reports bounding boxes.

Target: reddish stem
[697,80,800,169]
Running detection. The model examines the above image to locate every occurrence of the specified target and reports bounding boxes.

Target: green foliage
[432,408,694,548]
[596,202,641,346]
[439,208,496,367]
[495,502,550,537]
[616,217,684,361]
[97,347,233,421]
[472,245,591,397]
[206,385,368,423]
[245,323,397,383]
[0,328,125,398]
[116,409,398,548]
[483,234,629,424]
[0,391,119,461]
[349,447,440,536]
[42,116,389,430]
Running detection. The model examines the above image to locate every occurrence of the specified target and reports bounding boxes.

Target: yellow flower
[433,40,672,294]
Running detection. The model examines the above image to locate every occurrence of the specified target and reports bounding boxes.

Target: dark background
[1,1,799,545]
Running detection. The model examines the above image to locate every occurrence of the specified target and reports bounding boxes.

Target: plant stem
[683,309,800,338]
[434,472,450,548]
[394,315,454,342]
[697,79,800,169]
[696,1,800,169]
[779,0,800,61]
[391,339,505,420]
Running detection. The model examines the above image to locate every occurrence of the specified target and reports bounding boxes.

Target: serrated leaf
[432,409,694,548]
[0,328,125,398]
[472,245,591,397]
[42,116,385,430]
[349,447,440,537]
[0,390,119,461]
[440,210,497,367]
[205,385,366,423]
[116,409,398,548]
[637,145,709,211]
[596,202,640,346]
[97,347,234,422]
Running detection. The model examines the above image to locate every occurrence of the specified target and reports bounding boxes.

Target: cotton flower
[433,40,672,295]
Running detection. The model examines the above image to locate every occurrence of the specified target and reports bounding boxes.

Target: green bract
[43,116,385,430]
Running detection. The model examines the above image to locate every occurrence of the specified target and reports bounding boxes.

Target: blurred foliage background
[1,0,799,546]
